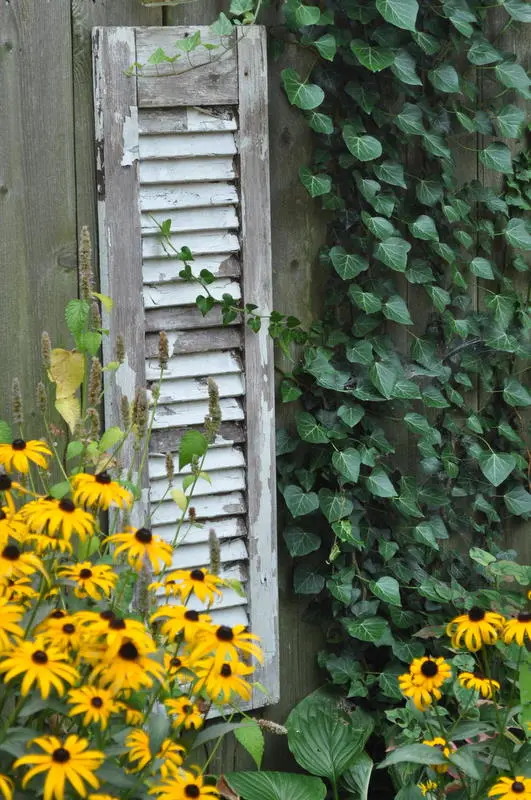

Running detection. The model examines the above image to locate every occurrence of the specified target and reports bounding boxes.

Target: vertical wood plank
[0,0,78,435]
[93,27,148,524]
[164,0,225,25]
[237,26,279,706]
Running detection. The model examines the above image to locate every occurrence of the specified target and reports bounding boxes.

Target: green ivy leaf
[504,0,531,22]
[284,527,321,557]
[374,237,411,271]
[479,142,513,174]
[478,452,517,487]
[293,564,325,594]
[409,215,439,241]
[281,68,325,110]
[374,161,407,189]
[349,285,382,314]
[366,467,397,498]
[319,488,354,522]
[337,404,365,427]
[210,12,233,35]
[494,62,531,97]
[428,64,460,93]
[503,377,531,407]
[505,218,531,250]
[296,411,329,443]
[362,213,397,240]
[313,33,337,61]
[370,576,402,607]
[425,285,450,312]
[383,295,413,325]
[294,1,321,25]
[344,616,391,642]
[375,0,419,31]
[416,180,442,206]
[396,103,424,135]
[369,361,398,398]
[391,49,422,85]
[504,486,531,516]
[343,128,383,161]
[467,38,503,65]
[299,166,332,197]
[307,111,334,134]
[350,40,395,72]
[330,247,369,280]
[332,448,361,483]
[470,257,495,279]
[495,104,526,138]
[283,485,320,517]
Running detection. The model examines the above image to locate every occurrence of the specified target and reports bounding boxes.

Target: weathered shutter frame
[93,26,279,707]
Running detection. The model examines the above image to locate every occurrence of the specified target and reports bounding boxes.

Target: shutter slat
[149,447,245,479]
[143,279,241,308]
[150,468,246,501]
[140,132,237,159]
[154,374,245,404]
[154,515,246,544]
[145,305,238,332]
[140,182,238,211]
[146,351,242,380]
[142,206,238,234]
[145,327,242,358]
[152,397,244,429]
[140,157,235,184]
[150,423,246,453]
[139,107,237,134]
[143,255,240,285]
[143,231,239,259]
[151,493,246,523]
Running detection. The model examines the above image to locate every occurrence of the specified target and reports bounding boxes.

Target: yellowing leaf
[49,349,84,399]
[170,488,188,511]
[92,291,113,312]
[55,395,81,433]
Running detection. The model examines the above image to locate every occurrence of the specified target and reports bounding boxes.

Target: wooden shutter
[93,25,278,707]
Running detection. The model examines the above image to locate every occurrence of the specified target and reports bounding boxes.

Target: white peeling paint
[121,106,139,166]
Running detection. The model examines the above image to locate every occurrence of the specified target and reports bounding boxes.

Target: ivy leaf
[503,377,531,407]
[338,404,365,427]
[366,467,397,498]
[505,219,531,250]
[504,486,531,516]
[283,485,320,517]
[369,361,398,398]
[479,142,513,174]
[330,247,369,280]
[332,449,361,483]
[383,295,413,325]
[470,257,495,279]
[409,215,439,241]
[413,31,440,54]
[350,40,395,72]
[343,128,383,161]
[374,237,411,271]
[391,49,422,85]
[281,68,325,110]
[467,38,503,65]
[425,285,450,312]
[428,64,460,93]
[210,12,234,35]
[362,213,396,240]
[374,162,407,189]
[375,0,419,31]
[349,285,382,314]
[307,111,334,134]
[343,616,391,642]
[296,411,329,443]
[319,489,354,522]
[478,452,516,487]
[495,104,526,138]
[396,103,424,135]
[299,166,332,197]
[284,527,321,557]
[494,62,531,97]
[504,0,531,22]
[294,2,321,25]
[370,576,402,607]
[313,34,337,61]
[294,564,325,594]
[422,133,451,160]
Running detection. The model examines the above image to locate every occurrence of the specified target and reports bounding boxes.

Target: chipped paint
[121,106,139,166]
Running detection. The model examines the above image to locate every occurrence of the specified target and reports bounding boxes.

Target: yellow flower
[0,576,38,603]
[489,776,531,799]
[458,671,500,699]
[24,498,95,541]
[28,531,73,555]
[76,610,155,657]
[195,659,254,704]
[0,506,30,544]
[88,638,165,693]
[422,737,452,774]
[165,696,204,730]
[0,637,79,698]
[398,672,440,712]
[72,472,133,511]
[126,730,185,777]
[37,613,84,651]
[446,607,505,651]
[0,596,25,652]
[58,562,117,600]
[418,781,438,797]
[0,773,13,800]
[89,795,120,800]
[158,739,186,779]
[398,656,451,711]
[119,704,144,727]
[0,543,46,580]
[67,686,120,730]
[14,735,104,800]
[191,624,263,665]
[163,652,199,682]
[105,527,172,573]
[158,569,223,605]
[504,612,531,646]
[151,605,211,643]
[0,439,52,473]
[149,769,219,800]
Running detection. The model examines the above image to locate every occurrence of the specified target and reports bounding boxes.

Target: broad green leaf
[294,1,321,25]
[422,132,451,159]
[281,68,324,110]
[99,426,123,452]
[467,38,503,65]
[505,218,531,250]
[478,452,516,487]
[374,161,407,188]
[349,285,382,314]
[49,480,72,500]
[495,62,531,97]
[496,104,526,138]
[369,361,398,398]
[362,213,396,240]
[65,299,89,338]
[344,616,390,642]
[299,166,332,197]
[396,103,424,135]
[504,377,531,407]
[341,753,374,800]
[383,295,413,325]
[226,771,326,800]
[350,40,395,72]
[330,247,369,279]
[469,547,496,567]
[0,421,12,444]
[294,564,324,594]
[504,0,531,21]
[313,34,337,61]
[307,111,334,134]
[428,64,460,93]
[409,215,438,241]
[366,467,397,498]
[346,340,374,366]
[425,285,450,312]
[413,522,439,550]
[379,744,447,769]
[374,237,411,271]
[479,142,513,174]
[470,257,495,279]
[376,0,418,31]
[280,379,302,403]
[371,576,401,606]
[391,49,422,85]
[404,413,432,435]
[283,527,321,557]
[296,411,329,443]
[66,440,83,460]
[332,448,361,483]
[416,179,442,206]
[449,749,480,780]
[319,488,354,522]
[283,485,319,517]
[178,430,208,469]
[210,12,234,35]
[343,128,383,161]
[504,486,531,516]
[338,404,365,427]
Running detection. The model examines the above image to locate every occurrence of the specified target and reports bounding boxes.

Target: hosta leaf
[374,237,411,271]
[366,467,397,497]
[281,68,324,110]
[226,772,327,800]
[283,485,319,517]
[478,452,516,487]
[479,142,513,174]
[428,64,460,93]
[343,127,383,161]
[350,40,395,72]
[299,166,332,197]
[376,0,419,31]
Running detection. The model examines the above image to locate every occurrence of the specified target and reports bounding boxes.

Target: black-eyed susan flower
[422,737,452,774]
[157,739,186,779]
[72,472,132,511]
[191,624,263,665]
[398,672,439,712]
[149,769,219,800]
[504,612,531,646]
[0,774,13,800]
[0,637,79,698]
[67,686,120,730]
[161,568,223,605]
[151,605,211,643]
[195,659,254,704]
[418,781,438,797]
[14,734,104,800]
[398,656,451,711]
[488,776,531,799]
[0,575,38,603]
[57,562,117,600]
[119,704,144,727]
[76,611,155,657]
[0,543,46,580]
[458,671,500,699]
[126,730,185,777]
[24,498,95,541]
[446,607,505,651]
[105,526,172,573]
[163,652,199,682]
[90,795,119,800]
[37,614,84,651]
[88,637,165,693]
[165,696,204,730]
[0,507,30,544]
[0,439,52,473]
[0,596,25,652]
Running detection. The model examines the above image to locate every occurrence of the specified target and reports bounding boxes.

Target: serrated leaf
[383,295,413,325]
[0,421,12,444]
[371,576,401,606]
[283,527,321,557]
[283,485,319,517]
[332,448,361,483]
[376,0,418,31]
[428,63,460,93]
[170,488,187,511]
[470,257,495,279]
[281,68,324,110]
[374,237,411,272]
[330,247,369,279]
[350,40,395,72]
[178,430,208,469]
[99,426,123,452]
[480,142,513,174]
[299,166,332,197]
[65,299,89,338]
[234,722,265,769]
[343,128,383,161]
[366,467,397,498]
[478,452,516,487]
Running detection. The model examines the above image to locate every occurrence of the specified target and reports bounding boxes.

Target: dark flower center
[170,657,182,668]
[220,663,232,677]
[135,527,152,544]
[95,472,112,485]
[50,609,67,619]
[512,782,525,794]
[468,607,485,622]
[0,510,5,520]
[62,623,75,634]
[12,439,26,451]
[52,747,70,764]
[184,786,200,799]
[2,545,20,561]
[32,650,48,665]
[91,697,104,709]
[0,475,12,491]
[421,660,439,678]
[190,569,205,581]
[184,610,200,622]
[182,704,192,713]
[119,641,139,661]
[100,610,115,620]
[109,619,126,630]
[517,612,531,623]
[216,625,234,642]
[79,568,92,579]
[59,498,75,513]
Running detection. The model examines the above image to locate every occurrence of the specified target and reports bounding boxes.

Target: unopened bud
[86,407,100,439]
[208,528,221,575]
[36,382,47,415]
[165,452,174,482]
[115,334,125,365]
[120,395,131,428]
[132,387,148,440]
[11,378,23,425]
[41,332,51,370]
[188,506,197,523]
[79,226,93,301]
[88,357,102,408]
[158,331,169,370]
[204,377,221,443]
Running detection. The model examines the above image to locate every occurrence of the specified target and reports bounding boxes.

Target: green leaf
[396,103,424,135]
[391,49,422,85]
[422,132,451,159]
[178,430,208,470]
[467,38,503,65]
[504,0,531,21]
[284,485,319,517]
[319,488,354,522]
[234,722,265,769]
[344,616,390,642]
[409,215,439,241]
[332,448,361,483]
[350,40,395,72]
[281,68,325,110]
[362,213,396,240]
[376,0,419,31]
[99,426,124,452]
[313,34,337,61]
[226,772,326,800]
[374,237,411,271]
[495,62,531,97]
[379,744,447,769]
[369,361,398,398]
[293,564,325,594]
[299,166,332,198]
[294,1,321,25]
[413,522,439,550]
[283,526,321,557]
[504,377,531,407]
[66,440,83,460]
[374,161,407,189]
[449,750,480,780]
[307,111,334,134]
[425,285,450,312]
[479,142,513,174]
[366,467,397,498]
[478,452,516,487]
[349,285,382,314]
[338,404,365,427]
[65,299,89,337]
[0,420,12,444]
[504,486,531,516]
[341,753,374,800]
[505,218,531,250]
[330,247,369,279]
[416,179,442,206]
[383,295,413,325]
[496,104,526,138]
[280,379,302,403]
[370,576,401,606]
[470,257,495,279]
[428,64,460,93]
[49,480,72,499]
[210,12,234,35]
[296,411,329,443]
[346,340,374,366]
[343,128,383,161]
